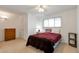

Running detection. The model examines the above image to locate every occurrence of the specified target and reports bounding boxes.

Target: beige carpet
[0,39,78,53]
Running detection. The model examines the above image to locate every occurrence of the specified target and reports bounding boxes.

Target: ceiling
[0,5,77,15]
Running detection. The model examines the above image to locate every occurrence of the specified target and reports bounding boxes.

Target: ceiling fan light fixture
[35,5,47,12]
[38,8,44,12]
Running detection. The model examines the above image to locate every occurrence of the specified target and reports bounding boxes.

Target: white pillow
[52,29,61,33]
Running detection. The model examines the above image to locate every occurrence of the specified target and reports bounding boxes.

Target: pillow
[52,29,61,33]
[45,29,52,32]
[40,28,61,34]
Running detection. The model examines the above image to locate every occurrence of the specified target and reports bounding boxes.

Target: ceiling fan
[35,5,47,12]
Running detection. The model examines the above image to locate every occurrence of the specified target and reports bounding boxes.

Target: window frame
[43,16,62,28]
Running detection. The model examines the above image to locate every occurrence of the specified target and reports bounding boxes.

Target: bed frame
[54,39,61,48]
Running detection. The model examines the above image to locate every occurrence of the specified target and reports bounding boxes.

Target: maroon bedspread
[26,32,61,53]
[32,32,61,43]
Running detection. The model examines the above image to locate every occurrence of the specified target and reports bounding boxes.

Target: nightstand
[68,33,77,48]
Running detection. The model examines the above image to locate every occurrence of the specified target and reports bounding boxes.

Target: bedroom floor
[0,39,78,53]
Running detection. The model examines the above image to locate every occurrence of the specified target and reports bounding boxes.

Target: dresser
[5,28,16,41]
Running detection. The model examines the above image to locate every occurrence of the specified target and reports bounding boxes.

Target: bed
[26,32,61,53]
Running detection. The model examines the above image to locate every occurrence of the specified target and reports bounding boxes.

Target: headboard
[45,29,52,32]
[45,28,61,34]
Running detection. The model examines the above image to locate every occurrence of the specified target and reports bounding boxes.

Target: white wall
[0,10,25,41]
[77,6,79,50]
[27,13,42,36]
[21,14,28,40]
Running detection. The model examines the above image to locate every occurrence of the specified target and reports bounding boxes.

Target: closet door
[5,28,16,41]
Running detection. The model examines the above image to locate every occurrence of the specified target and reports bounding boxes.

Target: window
[49,18,54,27]
[44,17,61,27]
[44,20,49,27]
[54,17,61,27]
